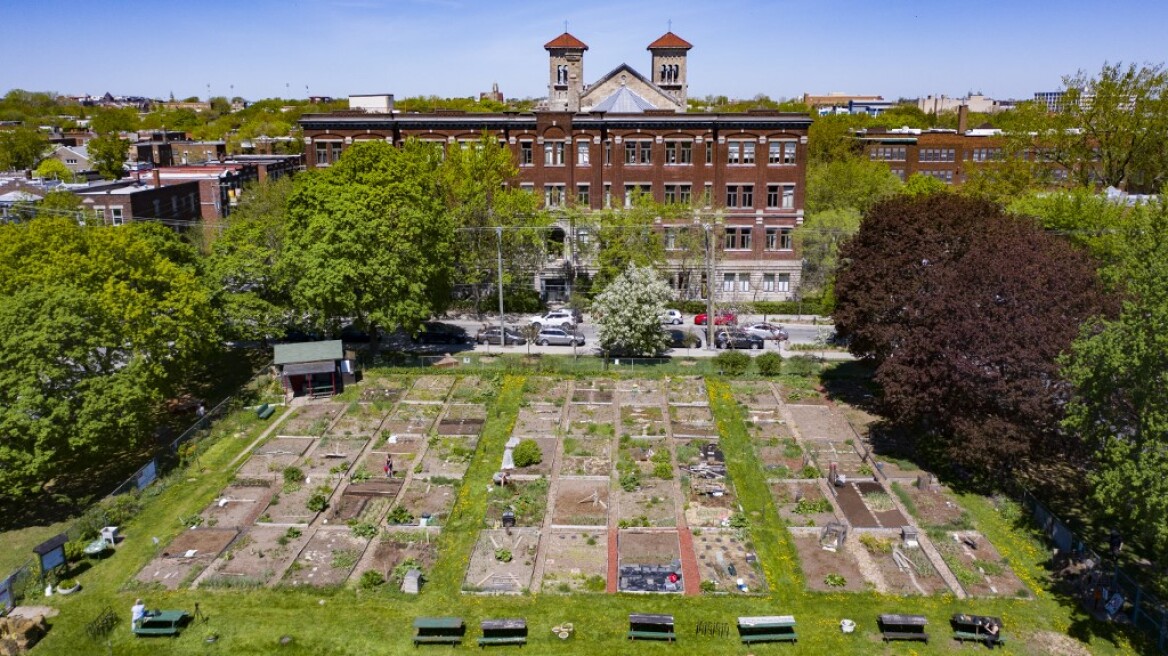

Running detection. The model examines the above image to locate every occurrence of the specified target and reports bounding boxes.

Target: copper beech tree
[833,194,1111,482]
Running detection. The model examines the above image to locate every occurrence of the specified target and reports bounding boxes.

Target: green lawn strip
[0,521,72,576]
[707,378,803,595]
[425,374,524,596]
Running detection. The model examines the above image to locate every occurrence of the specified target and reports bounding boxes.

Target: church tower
[647,31,693,110]
[544,32,588,112]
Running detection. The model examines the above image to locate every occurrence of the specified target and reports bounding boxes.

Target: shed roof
[273,340,343,365]
[282,361,338,376]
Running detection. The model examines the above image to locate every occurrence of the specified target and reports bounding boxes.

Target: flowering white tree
[593,264,671,356]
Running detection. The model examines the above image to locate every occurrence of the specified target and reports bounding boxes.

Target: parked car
[660,309,684,325]
[475,326,527,345]
[715,328,764,350]
[743,322,789,341]
[411,322,471,345]
[665,328,703,350]
[529,309,577,329]
[694,311,737,326]
[536,327,585,346]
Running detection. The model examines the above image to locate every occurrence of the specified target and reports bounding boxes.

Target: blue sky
[3,0,1166,102]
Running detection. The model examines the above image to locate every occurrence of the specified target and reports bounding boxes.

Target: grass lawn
[18,371,1150,655]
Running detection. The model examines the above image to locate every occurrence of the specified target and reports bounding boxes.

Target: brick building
[77,177,202,227]
[299,32,812,301]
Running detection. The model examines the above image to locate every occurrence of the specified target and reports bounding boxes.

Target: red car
[694,311,736,326]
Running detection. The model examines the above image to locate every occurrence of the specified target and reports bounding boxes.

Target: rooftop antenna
[668,18,672,32]
[563,19,568,33]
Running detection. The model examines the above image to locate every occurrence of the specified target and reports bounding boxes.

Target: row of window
[920,170,955,183]
[718,226,793,251]
[722,272,791,292]
[867,146,1004,162]
[536,182,797,210]
[522,139,798,167]
[919,148,957,162]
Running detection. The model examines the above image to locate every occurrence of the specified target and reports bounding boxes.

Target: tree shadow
[818,360,878,410]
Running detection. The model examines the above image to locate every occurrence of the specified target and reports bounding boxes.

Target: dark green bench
[414,617,464,646]
[738,615,797,644]
[951,613,1005,648]
[256,403,275,419]
[878,614,929,643]
[479,618,526,647]
[628,614,675,642]
[133,610,189,637]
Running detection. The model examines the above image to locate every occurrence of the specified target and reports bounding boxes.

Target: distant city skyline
[3,0,1166,103]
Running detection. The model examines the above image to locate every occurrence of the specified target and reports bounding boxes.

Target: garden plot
[403,375,456,403]
[382,402,442,435]
[355,449,411,484]
[540,530,607,592]
[666,376,708,405]
[235,437,315,479]
[380,432,426,457]
[616,452,678,528]
[278,403,345,436]
[789,531,868,592]
[744,413,793,441]
[620,405,668,438]
[509,437,557,476]
[934,531,1027,598]
[618,530,683,593]
[572,380,614,404]
[436,403,486,436]
[391,478,459,526]
[418,434,479,479]
[781,384,830,405]
[803,439,868,475]
[566,403,614,439]
[551,478,610,526]
[284,526,370,587]
[772,482,838,527]
[327,402,390,437]
[755,438,811,480]
[354,530,440,589]
[309,436,369,471]
[449,375,490,403]
[513,403,563,437]
[464,528,541,593]
[870,455,927,480]
[692,529,767,594]
[485,478,549,528]
[259,477,332,525]
[894,482,971,529]
[786,404,854,442]
[856,534,950,596]
[135,528,239,590]
[674,441,735,527]
[730,381,780,409]
[330,474,403,523]
[526,378,570,406]
[617,379,664,406]
[360,384,405,404]
[560,437,613,476]
[200,482,275,528]
[670,405,717,439]
[202,525,311,587]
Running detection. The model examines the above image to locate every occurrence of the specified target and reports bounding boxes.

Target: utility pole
[496,226,506,348]
[704,222,715,350]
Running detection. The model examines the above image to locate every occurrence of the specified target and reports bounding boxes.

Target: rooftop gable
[544,32,588,50]
[647,31,693,50]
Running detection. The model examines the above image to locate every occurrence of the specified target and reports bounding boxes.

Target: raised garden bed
[934,531,1027,598]
[789,532,868,593]
[540,530,607,593]
[284,526,370,587]
[464,529,541,593]
[551,478,610,526]
[692,529,766,594]
[278,404,344,436]
[485,478,549,528]
[136,528,239,590]
[771,482,837,527]
[403,375,456,403]
[203,525,312,587]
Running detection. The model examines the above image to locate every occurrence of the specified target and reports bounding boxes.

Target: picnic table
[133,610,189,637]
[878,614,929,643]
[413,617,465,646]
[951,613,1005,647]
[628,613,675,642]
[479,618,527,647]
[737,615,797,644]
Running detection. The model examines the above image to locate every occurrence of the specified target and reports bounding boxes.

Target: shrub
[306,493,329,513]
[387,506,414,525]
[700,580,717,593]
[784,356,820,377]
[619,469,641,492]
[283,467,304,485]
[584,575,606,592]
[494,549,513,563]
[652,461,674,480]
[859,534,893,554]
[513,439,543,468]
[285,527,302,539]
[359,570,386,590]
[728,512,750,528]
[800,464,821,479]
[794,497,832,515]
[349,521,378,539]
[824,573,847,587]
[756,351,782,376]
[713,350,751,376]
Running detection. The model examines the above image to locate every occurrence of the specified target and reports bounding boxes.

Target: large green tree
[0,219,218,498]
[806,156,904,215]
[1061,196,1168,556]
[588,193,668,292]
[1008,187,1133,286]
[89,106,140,135]
[88,134,129,180]
[0,126,49,171]
[793,207,861,298]
[283,140,456,337]
[34,157,74,182]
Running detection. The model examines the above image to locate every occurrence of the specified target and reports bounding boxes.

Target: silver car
[537,327,585,346]
[743,322,789,341]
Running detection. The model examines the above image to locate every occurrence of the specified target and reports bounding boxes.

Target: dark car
[666,328,703,350]
[475,326,527,345]
[715,328,764,350]
[411,322,471,345]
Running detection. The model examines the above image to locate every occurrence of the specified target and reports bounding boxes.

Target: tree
[89,106,139,135]
[806,156,903,215]
[793,207,861,297]
[1008,187,1133,286]
[902,173,948,197]
[0,218,218,499]
[88,134,129,180]
[34,158,74,182]
[593,264,671,356]
[1061,196,1168,556]
[589,193,668,292]
[0,126,49,171]
[833,194,1109,482]
[283,140,456,338]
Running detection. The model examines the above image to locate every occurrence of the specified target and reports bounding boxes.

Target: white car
[660,309,683,325]
[743,322,789,341]
[529,309,576,329]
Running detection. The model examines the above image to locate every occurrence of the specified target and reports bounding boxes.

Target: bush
[359,570,386,590]
[713,350,751,376]
[306,493,329,513]
[513,439,542,468]
[824,573,847,587]
[784,355,820,377]
[756,351,782,376]
[584,575,606,592]
[283,466,304,485]
[619,469,641,492]
[700,580,717,592]
[387,505,413,525]
[349,521,378,539]
[494,548,513,563]
[652,461,674,480]
[859,534,893,554]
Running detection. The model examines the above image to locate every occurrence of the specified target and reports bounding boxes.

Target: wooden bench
[951,613,1005,648]
[256,404,275,419]
[133,610,188,637]
[479,618,526,648]
[878,614,929,643]
[414,617,464,647]
[737,615,797,644]
[628,614,675,642]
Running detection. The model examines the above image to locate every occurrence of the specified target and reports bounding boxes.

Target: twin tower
[544,31,692,113]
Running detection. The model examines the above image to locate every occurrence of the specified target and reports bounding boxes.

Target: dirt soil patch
[327,402,390,437]
[786,404,854,441]
[355,530,439,587]
[783,386,829,405]
[561,437,613,476]
[418,435,478,479]
[278,404,344,436]
[551,479,610,526]
[617,379,664,406]
[730,381,779,408]
[205,525,311,586]
[692,529,767,594]
[526,378,570,406]
[382,402,442,435]
[381,432,425,456]
[620,405,668,438]
[201,483,274,528]
[617,478,677,527]
[464,529,541,593]
[772,482,837,527]
[392,478,459,526]
[865,543,950,595]
[619,530,680,566]
[854,480,908,527]
[311,436,369,464]
[666,377,708,405]
[508,437,556,476]
[541,530,607,592]
[485,478,549,527]
[755,438,809,479]
[572,380,614,404]
[935,531,1027,598]
[514,403,563,437]
[404,375,456,402]
[566,403,614,438]
[449,376,490,403]
[235,437,315,478]
[790,532,868,592]
[670,405,717,438]
[437,403,486,435]
[355,450,411,483]
[284,527,370,587]
[898,484,971,528]
[136,528,239,590]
